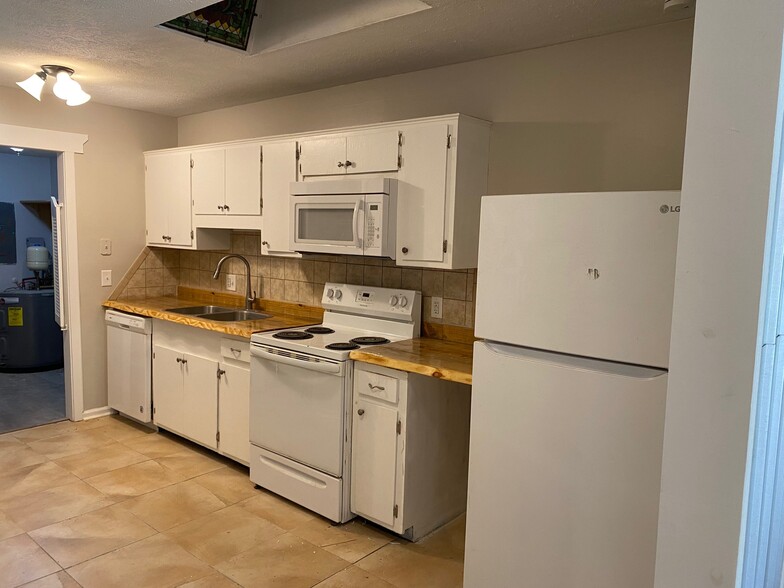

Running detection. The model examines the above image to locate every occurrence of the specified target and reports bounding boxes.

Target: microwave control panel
[365,201,382,252]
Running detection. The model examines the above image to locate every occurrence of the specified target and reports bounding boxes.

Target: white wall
[0,153,56,287]
[0,88,177,411]
[654,2,784,586]
[179,20,694,195]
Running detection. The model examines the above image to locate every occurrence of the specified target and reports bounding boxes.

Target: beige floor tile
[121,480,228,531]
[28,430,115,461]
[0,444,48,474]
[0,432,24,449]
[192,466,257,506]
[291,518,393,563]
[122,432,191,459]
[179,572,240,587]
[164,504,286,565]
[12,420,77,443]
[0,511,24,541]
[94,415,153,442]
[0,479,116,532]
[29,503,156,568]
[0,461,80,501]
[354,516,465,588]
[67,533,214,588]
[239,489,316,530]
[313,566,396,588]
[215,532,349,588]
[54,442,149,479]
[156,450,226,479]
[0,534,61,588]
[84,459,184,500]
[18,570,81,588]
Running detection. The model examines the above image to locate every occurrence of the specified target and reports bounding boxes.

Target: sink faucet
[212,254,254,310]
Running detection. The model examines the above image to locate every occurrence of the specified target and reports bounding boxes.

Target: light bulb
[66,87,91,106]
[53,71,79,100]
[16,72,46,101]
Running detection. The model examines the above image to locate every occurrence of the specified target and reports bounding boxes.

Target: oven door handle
[251,345,344,375]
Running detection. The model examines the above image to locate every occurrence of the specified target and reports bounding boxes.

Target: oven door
[250,343,349,477]
[290,195,365,255]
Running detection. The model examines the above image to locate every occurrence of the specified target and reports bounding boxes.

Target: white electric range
[249,282,421,522]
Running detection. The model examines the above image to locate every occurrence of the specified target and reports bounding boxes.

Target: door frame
[0,123,88,421]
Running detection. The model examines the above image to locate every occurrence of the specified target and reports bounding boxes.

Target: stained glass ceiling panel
[161,0,259,51]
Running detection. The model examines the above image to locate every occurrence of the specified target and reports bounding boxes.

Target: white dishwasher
[105,309,153,423]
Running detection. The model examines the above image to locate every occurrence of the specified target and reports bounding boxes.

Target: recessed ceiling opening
[161,0,259,51]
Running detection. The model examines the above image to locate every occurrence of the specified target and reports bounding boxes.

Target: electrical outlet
[99,238,112,256]
[101,270,112,287]
[431,296,443,319]
[226,274,237,291]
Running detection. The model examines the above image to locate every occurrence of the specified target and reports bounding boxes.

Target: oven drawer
[250,444,352,523]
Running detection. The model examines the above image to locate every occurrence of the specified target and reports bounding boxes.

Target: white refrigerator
[463,191,680,588]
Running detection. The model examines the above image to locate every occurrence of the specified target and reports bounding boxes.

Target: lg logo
[660,204,681,214]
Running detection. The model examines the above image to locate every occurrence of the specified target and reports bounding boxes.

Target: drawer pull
[357,409,365,416]
[230,347,242,357]
[368,384,386,391]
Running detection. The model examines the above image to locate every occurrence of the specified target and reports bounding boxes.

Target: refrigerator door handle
[481,341,667,380]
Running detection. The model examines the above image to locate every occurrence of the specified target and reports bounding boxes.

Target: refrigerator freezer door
[475,191,680,368]
[464,341,667,588]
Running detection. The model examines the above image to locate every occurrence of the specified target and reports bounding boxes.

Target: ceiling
[0,0,692,117]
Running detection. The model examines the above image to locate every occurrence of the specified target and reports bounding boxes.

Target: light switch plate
[431,296,443,319]
[226,274,237,291]
[101,269,112,287]
[100,239,112,256]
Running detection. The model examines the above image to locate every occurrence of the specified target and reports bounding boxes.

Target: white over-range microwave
[289,178,397,257]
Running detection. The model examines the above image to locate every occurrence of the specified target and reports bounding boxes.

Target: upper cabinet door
[225,144,261,216]
[145,151,191,246]
[261,141,300,255]
[299,137,347,176]
[345,130,400,175]
[192,149,226,216]
[396,123,449,263]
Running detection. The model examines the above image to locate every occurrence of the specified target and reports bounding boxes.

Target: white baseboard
[82,406,116,420]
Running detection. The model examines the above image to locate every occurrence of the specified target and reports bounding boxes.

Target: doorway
[0,146,66,432]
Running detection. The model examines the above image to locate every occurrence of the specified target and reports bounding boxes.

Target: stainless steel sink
[202,310,271,322]
[167,305,234,315]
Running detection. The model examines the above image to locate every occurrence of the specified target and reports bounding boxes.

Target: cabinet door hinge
[190,158,194,168]
[396,419,402,435]
[153,407,156,415]
[443,239,448,254]
[397,155,402,169]
[296,144,301,161]
[398,131,403,147]
[216,431,220,442]
[260,146,263,163]
[447,133,452,149]
[153,351,156,359]
[190,230,194,240]
[393,504,399,518]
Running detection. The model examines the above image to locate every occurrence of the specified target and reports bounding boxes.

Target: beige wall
[179,20,693,195]
[0,88,177,411]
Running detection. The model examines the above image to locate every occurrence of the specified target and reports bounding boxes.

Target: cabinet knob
[262,241,269,246]
[401,247,409,254]
[337,161,345,168]
[357,408,365,416]
[345,160,353,168]
[218,205,224,211]
[224,205,230,212]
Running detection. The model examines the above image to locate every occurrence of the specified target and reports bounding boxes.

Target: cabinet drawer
[355,368,400,404]
[221,338,251,364]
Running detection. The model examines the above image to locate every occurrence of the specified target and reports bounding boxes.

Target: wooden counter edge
[349,349,473,386]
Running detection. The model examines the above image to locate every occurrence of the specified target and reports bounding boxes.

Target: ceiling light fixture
[16,65,91,106]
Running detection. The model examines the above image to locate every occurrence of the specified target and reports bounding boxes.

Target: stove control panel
[321,282,422,323]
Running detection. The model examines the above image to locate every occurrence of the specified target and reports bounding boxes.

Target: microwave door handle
[352,200,361,248]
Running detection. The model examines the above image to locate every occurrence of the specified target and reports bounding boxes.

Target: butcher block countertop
[350,338,474,385]
[103,295,320,339]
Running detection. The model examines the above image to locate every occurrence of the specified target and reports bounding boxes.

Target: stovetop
[251,282,422,361]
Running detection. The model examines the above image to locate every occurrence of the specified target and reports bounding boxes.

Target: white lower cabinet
[152,320,250,464]
[351,363,472,540]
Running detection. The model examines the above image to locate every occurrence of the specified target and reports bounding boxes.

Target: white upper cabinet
[192,148,225,215]
[193,143,261,219]
[299,130,400,177]
[145,151,192,247]
[261,140,300,257]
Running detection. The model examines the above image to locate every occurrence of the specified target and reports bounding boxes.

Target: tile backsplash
[119,232,477,328]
